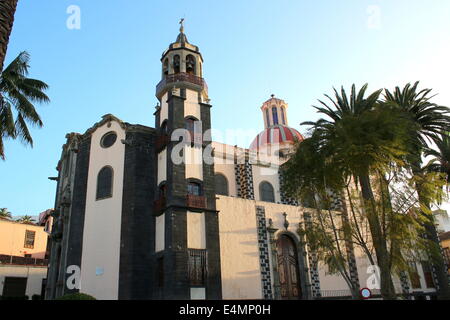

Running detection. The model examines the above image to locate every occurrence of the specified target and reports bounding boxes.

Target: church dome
[249,124,304,151]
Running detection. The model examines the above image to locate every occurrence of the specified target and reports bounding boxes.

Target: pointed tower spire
[176,18,189,44]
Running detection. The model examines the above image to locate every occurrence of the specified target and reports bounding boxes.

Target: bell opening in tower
[173,55,180,73]
[186,54,196,75]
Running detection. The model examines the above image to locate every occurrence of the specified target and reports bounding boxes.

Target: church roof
[249,124,304,151]
[262,95,286,108]
[176,31,189,44]
[161,21,201,60]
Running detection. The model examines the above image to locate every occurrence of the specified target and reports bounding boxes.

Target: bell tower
[153,20,222,300]
[261,94,289,128]
[156,19,207,101]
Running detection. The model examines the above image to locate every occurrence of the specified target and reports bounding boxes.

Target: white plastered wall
[218,195,355,299]
[155,214,165,253]
[185,146,203,181]
[218,197,312,299]
[80,120,125,300]
[184,89,201,120]
[252,164,281,203]
[212,142,237,197]
[160,92,168,126]
[157,149,167,185]
[0,265,47,299]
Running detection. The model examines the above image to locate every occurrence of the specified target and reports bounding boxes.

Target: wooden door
[277,235,301,299]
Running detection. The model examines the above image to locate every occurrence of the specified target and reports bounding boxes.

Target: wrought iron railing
[188,249,207,286]
[0,254,48,266]
[156,72,208,95]
[186,194,207,210]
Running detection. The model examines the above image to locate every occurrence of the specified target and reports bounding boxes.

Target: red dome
[250,125,304,151]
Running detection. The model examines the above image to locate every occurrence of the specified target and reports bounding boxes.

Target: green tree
[283,134,362,299]
[0,0,19,72]
[425,132,450,191]
[384,82,450,299]
[16,215,35,224]
[0,51,50,159]
[295,84,415,299]
[0,207,12,219]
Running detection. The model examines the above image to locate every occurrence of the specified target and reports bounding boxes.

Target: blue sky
[1,0,450,216]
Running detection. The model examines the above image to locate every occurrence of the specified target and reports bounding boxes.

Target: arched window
[281,106,286,125]
[173,55,180,73]
[186,55,196,75]
[161,120,168,135]
[272,107,279,125]
[185,117,196,133]
[188,181,202,196]
[265,109,270,127]
[96,166,113,200]
[185,117,201,145]
[163,58,169,76]
[215,174,229,196]
[260,181,275,203]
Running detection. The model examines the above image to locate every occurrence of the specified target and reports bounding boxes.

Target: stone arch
[272,230,311,300]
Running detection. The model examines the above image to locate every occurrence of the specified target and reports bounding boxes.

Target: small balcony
[155,134,169,152]
[186,194,207,210]
[154,196,166,214]
[156,72,208,99]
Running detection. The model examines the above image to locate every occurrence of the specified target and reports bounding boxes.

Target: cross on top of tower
[179,18,185,33]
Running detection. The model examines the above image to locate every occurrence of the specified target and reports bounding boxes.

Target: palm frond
[0,51,49,159]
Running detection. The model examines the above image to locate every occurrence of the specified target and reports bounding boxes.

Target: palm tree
[282,134,362,299]
[425,132,450,188]
[302,84,414,299]
[384,82,450,299]
[0,51,50,159]
[16,215,35,224]
[0,0,19,72]
[0,207,12,219]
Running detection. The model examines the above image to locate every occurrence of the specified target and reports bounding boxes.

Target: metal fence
[0,254,48,266]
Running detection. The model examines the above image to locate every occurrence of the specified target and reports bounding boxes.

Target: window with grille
[188,182,201,196]
[444,247,450,265]
[24,230,35,249]
[408,262,421,289]
[188,249,207,287]
[421,261,436,288]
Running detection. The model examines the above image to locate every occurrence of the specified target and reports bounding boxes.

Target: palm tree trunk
[416,190,450,300]
[358,174,397,299]
[0,0,19,72]
[411,154,450,300]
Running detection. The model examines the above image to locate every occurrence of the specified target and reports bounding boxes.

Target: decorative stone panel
[256,206,273,299]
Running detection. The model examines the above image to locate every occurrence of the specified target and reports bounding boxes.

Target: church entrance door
[277,234,301,300]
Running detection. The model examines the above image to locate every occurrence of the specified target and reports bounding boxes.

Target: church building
[45,23,434,300]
